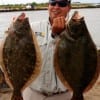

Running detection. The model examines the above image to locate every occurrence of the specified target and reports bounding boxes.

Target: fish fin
[11,96,23,100]
[11,91,23,100]
[71,92,84,100]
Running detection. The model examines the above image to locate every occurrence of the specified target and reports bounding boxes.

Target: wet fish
[0,68,11,93]
[0,69,4,85]
[54,11,98,100]
[1,13,42,100]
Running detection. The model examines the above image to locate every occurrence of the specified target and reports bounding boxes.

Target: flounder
[0,69,3,85]
[0,68,11,93]
[1,13,42,100]
[54,11,98,100]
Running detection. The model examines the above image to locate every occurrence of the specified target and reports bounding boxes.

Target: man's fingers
[13,17,16,21]
[53,17,65,28]
[18,13,26,20]
[60,16,66,28]
[12,17,17,23]
[72,11,83,20]
[12,13,26,23]
[52,16,66,34]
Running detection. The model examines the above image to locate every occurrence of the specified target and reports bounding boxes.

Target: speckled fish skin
[0,69,10,92]
[2,13,41,100]
[54,12,97,100]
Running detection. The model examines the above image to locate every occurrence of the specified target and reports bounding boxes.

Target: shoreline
[0,7,100,12]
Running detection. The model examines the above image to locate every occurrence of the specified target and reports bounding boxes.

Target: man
[23,0,73,100]
[0,0,97,100]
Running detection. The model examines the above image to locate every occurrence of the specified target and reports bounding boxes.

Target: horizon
[0,0,100,5]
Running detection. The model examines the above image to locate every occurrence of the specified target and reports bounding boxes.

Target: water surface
[0,8,100,48]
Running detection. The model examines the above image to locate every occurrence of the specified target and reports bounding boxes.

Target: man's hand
[51,16,66,37]
[72,11,83,21]
[12,13,25,22]
[5,13,26,35]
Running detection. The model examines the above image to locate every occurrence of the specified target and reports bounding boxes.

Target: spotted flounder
[0,68,11,93]
[2,13,42,100]
[54,11,98,100]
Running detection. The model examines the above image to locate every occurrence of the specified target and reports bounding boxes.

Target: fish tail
[71,92,84,100]
[11,91,23,100]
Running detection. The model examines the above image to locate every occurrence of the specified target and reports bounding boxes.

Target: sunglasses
[49,1,69,7]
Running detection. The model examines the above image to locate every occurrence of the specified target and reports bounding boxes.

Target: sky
[0,0,100,5]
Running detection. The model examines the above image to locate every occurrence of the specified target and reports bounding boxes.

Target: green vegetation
[0,2,48,10]
[71,3,100,8]
[0,4,25,9]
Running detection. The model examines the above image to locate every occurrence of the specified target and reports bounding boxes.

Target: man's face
[48,0,71,21]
